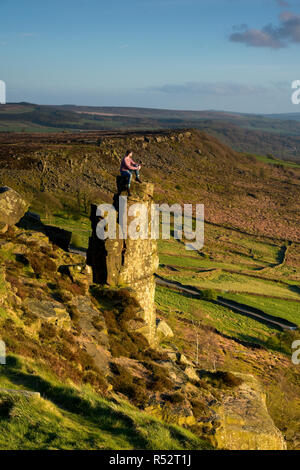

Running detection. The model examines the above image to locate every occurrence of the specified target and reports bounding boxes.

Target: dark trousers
[121,169,140,187]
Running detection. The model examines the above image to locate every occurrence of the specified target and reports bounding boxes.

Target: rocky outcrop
[0,187,29,226]
[0,225,111,385]
[144,367,286,450]
[212,373,287,450]
[69,295,111,374]
[87,181,159,346]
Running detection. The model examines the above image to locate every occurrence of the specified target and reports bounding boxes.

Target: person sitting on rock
[120,150,142,195]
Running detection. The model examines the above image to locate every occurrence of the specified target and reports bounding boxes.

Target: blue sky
[1,0,300,112]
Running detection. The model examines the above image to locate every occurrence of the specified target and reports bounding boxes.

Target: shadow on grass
[1,359,148,449]
[276,245,287,265]
[233,333,267,348]
[289,284,300,297]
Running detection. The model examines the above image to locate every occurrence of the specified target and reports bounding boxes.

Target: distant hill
[265,113,300,122]
[1,103,300,161]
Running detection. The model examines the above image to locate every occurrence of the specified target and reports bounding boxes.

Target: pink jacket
[120,155,139,172]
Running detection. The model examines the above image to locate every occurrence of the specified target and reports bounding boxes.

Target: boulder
[69,296,110,374]
[179,353,192,365]
[166,350,179,362]
[145,401,196,427]
[23,299,71,329]
[212,373,287,450]
[156,319,174,341]
[15,231,50,248]
[0,388,40,399]
[184,366,200,382]
[71,296,109,349]
[0,187,29,226]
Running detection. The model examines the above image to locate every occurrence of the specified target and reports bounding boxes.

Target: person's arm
[125,156,139,170]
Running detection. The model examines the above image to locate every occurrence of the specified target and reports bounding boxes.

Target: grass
[160,270,300,300]
[159,253,246,271]
[0,355,209,450]
[155,285,274,346]
[222,292,300,326]
[41,212,91,249]
[158,223,284,272]
[250,153,300,169]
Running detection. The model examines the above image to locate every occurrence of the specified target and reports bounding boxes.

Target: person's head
[125,150,133,157]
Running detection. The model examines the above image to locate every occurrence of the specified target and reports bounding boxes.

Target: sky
[1,0,300,113]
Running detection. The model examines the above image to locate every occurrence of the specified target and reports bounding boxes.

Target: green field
[155,285,274,345]
[222,293,300,326]
[250,153,300,169]
[156,223,300,344]
[41,213,91,249]
[159,270,300,300]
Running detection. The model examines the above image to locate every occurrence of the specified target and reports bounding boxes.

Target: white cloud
[230,10,300,49]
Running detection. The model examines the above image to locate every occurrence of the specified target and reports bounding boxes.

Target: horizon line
[2,102,300,117]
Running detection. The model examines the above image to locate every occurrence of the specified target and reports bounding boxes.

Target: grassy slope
[0,357,204,450]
